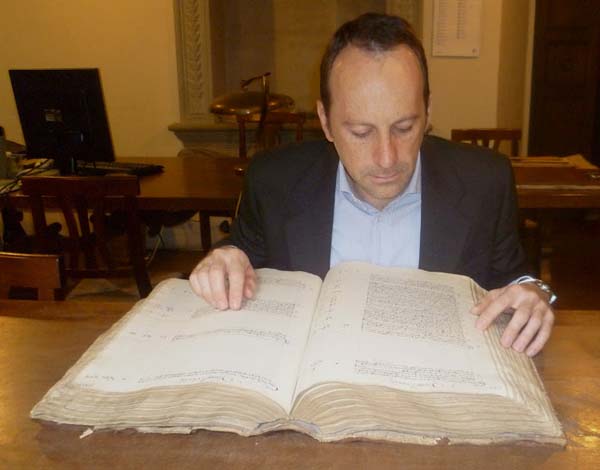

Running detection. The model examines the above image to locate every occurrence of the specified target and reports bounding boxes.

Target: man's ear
[425,95,432,134]
[316,100,334,142]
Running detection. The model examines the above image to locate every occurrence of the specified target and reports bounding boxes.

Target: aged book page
[31,263,564,444]
[70,269,322,413]
[295,262,502,397]
[285,262,563,444]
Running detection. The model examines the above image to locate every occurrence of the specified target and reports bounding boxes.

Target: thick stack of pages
[31,262,565,445]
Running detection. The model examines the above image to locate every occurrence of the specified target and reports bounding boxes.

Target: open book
[31,262,565,445]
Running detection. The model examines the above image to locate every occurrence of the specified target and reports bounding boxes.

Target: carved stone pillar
[173,0,212,121]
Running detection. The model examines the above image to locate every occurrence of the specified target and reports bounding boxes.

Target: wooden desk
[3,156,246,249]
[4,156,244,213]
[135,155,600,210]
[3,154,600,253]
[130,154,600,211]
[513,156,600,209]
[4,154,600,212]
[1,300,599,469]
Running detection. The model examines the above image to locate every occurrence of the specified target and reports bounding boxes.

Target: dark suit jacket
[222,135,528,290]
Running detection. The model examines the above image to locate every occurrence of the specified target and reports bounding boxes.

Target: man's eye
[394,125,413,134]
[351,129,371,138]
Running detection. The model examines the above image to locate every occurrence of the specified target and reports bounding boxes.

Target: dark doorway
[529,0,600,165]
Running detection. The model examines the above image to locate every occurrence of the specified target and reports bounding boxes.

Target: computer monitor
[9,68,115,174]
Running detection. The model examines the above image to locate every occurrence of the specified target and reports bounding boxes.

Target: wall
[0,0,535,250]
[0,1,534,153]
[422,0,504,138]
[272,0,337,112]
[521,0,536,153]
[219,0,276,98]
[497,0,530,131]
[0,0,182,157]
[212,0,386,113]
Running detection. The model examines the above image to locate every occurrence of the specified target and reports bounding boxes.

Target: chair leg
[133,262,152,298]
[129,234,152,298]
[125,213,153,298]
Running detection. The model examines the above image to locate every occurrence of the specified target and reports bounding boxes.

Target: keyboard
[76,160,164,176]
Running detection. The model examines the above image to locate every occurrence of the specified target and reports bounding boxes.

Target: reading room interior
[1,0,600,467]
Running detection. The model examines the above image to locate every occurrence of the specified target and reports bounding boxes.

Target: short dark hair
[319,13,430,114]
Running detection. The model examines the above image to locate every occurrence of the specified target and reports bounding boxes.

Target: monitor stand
[54,130,84,175]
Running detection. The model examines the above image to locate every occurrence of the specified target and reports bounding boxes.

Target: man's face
[317,45,430,210]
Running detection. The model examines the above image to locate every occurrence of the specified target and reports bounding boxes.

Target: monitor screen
[9,68,115,174]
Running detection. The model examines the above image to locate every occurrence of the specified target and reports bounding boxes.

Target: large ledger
[31,262,565,445]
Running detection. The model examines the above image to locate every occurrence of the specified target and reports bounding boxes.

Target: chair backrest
[236,111,306,160]
[450,128,522,156]
[0,252,64,300]
[21,175,152,298]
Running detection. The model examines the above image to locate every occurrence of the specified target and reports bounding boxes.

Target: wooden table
[1,300,599,469]
[3,156,246,249]
[132,154,600,210]
[4,154,600,212]
[4,156,244,213]
[3,154,600,251]
[512,155,600,209]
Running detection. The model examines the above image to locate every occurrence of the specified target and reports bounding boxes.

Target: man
[190,13,555,357]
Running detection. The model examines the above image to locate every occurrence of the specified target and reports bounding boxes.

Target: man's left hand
[471,283,555,357]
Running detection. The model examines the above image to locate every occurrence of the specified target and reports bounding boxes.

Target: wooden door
[528,0,600,165]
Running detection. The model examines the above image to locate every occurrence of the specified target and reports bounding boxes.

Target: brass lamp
[210,72,294,117]
[210,72,294,159]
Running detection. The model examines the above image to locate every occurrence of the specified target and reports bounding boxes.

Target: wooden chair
[199,111,306,250]
[21,175,152,298]
[0,252,64,300]
[451,128,522,156]
[236,111,306,160]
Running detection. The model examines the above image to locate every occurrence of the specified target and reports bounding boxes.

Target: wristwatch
[515,276,557,305]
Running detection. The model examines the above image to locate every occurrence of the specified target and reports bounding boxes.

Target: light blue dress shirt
[330,155,422,269]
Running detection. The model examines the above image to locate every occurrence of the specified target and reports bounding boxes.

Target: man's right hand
[189,246,257,310]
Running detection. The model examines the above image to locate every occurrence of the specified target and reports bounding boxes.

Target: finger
[208,263,229,310]
[471,288,502,315]
[475,294,513,331]
[188,269,203,297]
[510,307,544,352]
[499,307,532,348]
[244,280,256,297]
[190,265,216,306]
[195,268,216,307]
[227,264,246,310]
[243,265,257,297]
[525,310,555,357]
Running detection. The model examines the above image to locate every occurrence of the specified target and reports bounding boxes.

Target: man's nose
[373,134,398,169]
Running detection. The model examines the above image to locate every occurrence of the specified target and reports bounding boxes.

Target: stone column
[173,0,213,121]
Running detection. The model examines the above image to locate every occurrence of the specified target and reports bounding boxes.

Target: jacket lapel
[281,138,473,276]
[284,143,338,278]
[419,138,471,272]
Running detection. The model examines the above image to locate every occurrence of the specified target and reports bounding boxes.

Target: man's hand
[189,246,257,310]
[471,283,555,357]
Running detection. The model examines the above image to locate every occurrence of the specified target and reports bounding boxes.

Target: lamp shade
[210,91,294,116]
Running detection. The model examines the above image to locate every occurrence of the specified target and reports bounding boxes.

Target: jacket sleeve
[487,159,530,288]
[213,158,267,268]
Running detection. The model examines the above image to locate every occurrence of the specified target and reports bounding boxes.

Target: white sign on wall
[432,0,482,57]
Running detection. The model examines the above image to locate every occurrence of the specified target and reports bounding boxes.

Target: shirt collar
[337,152,422,213]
